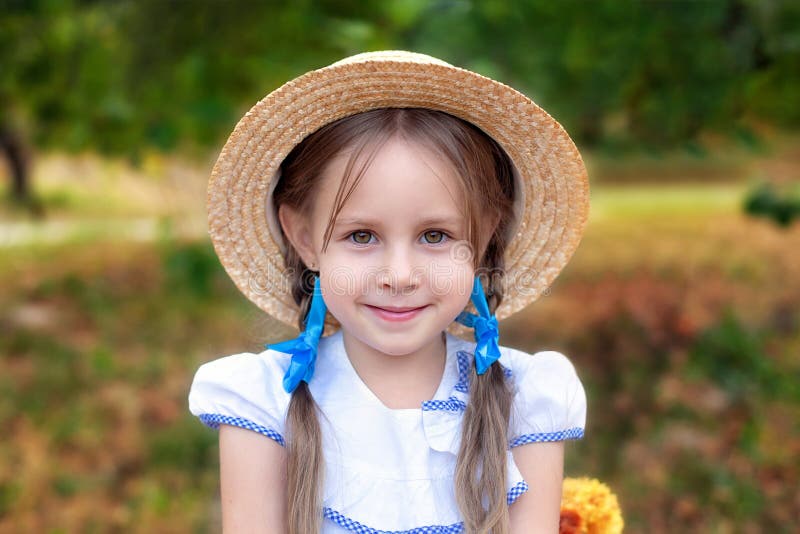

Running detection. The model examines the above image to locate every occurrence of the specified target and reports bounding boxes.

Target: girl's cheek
[325,266,358,297]
[427,258,473,297]
[322,252,375,294]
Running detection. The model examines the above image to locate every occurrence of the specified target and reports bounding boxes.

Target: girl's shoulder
[187,346,294,447]
[499,343,582,380]
[497,343,588,446]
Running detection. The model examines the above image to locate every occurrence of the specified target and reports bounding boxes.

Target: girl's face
[282,136,475,357]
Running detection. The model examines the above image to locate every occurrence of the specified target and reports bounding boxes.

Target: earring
[266,276,328,393]
[455,275,501,375]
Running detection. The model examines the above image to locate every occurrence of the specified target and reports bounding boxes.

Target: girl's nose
[378,246,420,293]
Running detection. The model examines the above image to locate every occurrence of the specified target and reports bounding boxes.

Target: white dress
[188,329,587,533]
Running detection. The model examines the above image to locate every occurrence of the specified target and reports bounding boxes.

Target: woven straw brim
[207,51,589,338]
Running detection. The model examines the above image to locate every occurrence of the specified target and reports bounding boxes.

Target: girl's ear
[278,204,319,268]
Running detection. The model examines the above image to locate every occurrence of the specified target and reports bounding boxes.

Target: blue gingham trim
[421,397,466,412]
[197,413,285,446]
[422,350,513,413]
[323,508,464,533]
[509,427,584,447]
[453,351,471,393]
[507,479,529,505]
[323,478,527,534]
[452,350,513,394]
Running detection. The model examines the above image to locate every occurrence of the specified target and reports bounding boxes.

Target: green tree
[1,0,798,210]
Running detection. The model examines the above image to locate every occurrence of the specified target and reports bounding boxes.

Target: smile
[365,304,428,322]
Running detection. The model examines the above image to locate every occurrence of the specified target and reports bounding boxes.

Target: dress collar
[316,329,475,414]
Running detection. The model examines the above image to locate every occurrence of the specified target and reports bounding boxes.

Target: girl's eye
[349,231,374,244]
[422,230,447,244]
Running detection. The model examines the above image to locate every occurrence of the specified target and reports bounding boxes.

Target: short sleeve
[187,350,291,446]
[507,349,587,447]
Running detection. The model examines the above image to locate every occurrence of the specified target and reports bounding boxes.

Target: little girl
[189,51,589,534]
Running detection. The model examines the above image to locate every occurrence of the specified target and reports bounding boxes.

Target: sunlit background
[1,1,799,532]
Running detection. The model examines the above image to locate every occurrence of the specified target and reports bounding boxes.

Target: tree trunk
[0,122,30,201]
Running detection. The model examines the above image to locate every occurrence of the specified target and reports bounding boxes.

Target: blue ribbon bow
[266,276,328,393]
[455,276,501,375]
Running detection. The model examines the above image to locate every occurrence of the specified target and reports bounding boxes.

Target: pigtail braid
[456,362,513,533]
[286,380,323,534]
[455,270,514,533]
[285,268,325,534]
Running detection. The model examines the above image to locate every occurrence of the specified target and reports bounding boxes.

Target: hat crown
[328,50,454,69]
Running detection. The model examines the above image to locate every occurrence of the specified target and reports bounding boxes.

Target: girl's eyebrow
[336,216,463,227]
[335,217,380,226]
[416,216,464,227]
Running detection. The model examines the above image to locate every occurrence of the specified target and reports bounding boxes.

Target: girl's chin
[363,336,443,358]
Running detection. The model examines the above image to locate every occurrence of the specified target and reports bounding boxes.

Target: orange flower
[560,477,624,534]
[559,508,583,534]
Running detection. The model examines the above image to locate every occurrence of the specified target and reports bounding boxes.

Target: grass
[590,182,746,220]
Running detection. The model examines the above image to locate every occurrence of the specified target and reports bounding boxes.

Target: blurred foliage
[0,239,246,531]
[158,219,222,300]
[2,183,800,531]
[687,308,787,400]
[1,0,799,163]
[743,180,800,226]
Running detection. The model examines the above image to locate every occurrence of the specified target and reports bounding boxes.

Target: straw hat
[207,51,589,337]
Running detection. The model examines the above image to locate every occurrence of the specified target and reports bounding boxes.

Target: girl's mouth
[365,304,428,322]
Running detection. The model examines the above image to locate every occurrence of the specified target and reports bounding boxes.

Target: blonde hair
[272,108,516,533]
